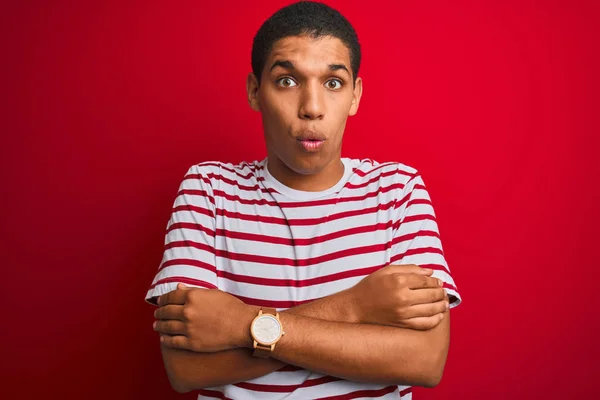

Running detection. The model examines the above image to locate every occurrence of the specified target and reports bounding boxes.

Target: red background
[2,0,599,399]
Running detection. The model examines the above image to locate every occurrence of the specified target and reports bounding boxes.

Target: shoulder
[183,160,265,188]
[345,158,420,186]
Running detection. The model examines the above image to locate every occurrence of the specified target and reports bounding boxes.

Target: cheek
[261,94,293,126]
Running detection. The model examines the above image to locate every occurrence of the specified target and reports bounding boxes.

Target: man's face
[247,35,362,186]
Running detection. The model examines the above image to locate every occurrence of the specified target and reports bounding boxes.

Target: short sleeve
[391,172,461,308]
[145,165,218,305]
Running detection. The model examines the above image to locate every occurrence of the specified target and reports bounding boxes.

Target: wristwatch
[250,307,285,358]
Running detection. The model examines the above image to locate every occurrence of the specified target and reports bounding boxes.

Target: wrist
[340,287,362,324]
[234,304,261,349]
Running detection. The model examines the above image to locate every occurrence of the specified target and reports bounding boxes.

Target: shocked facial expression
[247,35,363,189]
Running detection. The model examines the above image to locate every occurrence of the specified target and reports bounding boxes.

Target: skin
[152,35,451,392]
[154,266,449,391]
[246,34,363,191]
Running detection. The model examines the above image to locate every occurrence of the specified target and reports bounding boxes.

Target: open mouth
[297,138,325,151]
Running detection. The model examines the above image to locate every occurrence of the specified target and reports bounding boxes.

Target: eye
[325,79,343,90]
[276,77,298,88]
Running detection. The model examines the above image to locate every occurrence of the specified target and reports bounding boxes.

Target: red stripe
[165,239,394,268]
[277,365,303,372]
[315,385,398,399]
[205,173,266,192]
[390,246,445,264]
[197,386,409,399]
[178,189,216,205]
[160,243,445,289]
[195,161,264,180]
[401,214,436,224]
[344,169,413,189]
[417,263,451,275]
[214,242,393,267]
[278,183,407,208]
[208,183,408,209]
[353,162,415,178]
[172,204,215,219]
[406,198,432,207]
[158,258,216,273]
[173,189,432,227]
[197,389,232,400]
[148,276,217,290]
[166,222,215,237]
[391,230,440,246]
[219,264,386,288]
[166,220,436,250]
[215,221,398,247]
[392,185,429,211]
[443,282,458,291]
[234,375,341,392]
[212,189,276,206]
[165,240,216,254]
[215,200,398,226]
[184,173,275,194]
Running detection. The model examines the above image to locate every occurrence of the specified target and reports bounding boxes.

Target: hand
[348,264,448,330]
[153,284,256,352]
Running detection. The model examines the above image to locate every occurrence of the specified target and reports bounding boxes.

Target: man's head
[247,1,363,191]
[251,1,361,87]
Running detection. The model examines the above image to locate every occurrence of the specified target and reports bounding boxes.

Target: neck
[267,158,345,192]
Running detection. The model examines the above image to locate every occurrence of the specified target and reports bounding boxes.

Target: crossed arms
[152,264,451,393]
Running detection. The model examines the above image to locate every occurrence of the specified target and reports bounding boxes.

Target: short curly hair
[251,1,361,86]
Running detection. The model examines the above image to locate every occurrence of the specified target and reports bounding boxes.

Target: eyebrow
[269,60,350,76]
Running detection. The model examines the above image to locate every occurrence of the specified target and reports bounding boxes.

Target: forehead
[266,35,351,71]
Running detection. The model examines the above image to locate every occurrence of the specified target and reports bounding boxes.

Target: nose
[298,81,325,120]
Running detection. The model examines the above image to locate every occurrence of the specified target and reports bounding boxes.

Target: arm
[264,308,449,387]
[156,266,449,392]
[159,287,359,393]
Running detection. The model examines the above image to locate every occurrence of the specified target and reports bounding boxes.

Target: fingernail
[160,335,165,342]
[445,301,449,309]
[438,279,443,287]
[153,321,157,329]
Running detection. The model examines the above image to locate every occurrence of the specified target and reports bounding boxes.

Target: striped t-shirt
[146,157,461,399]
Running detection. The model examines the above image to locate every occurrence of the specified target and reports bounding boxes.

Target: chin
[284,157,327,176]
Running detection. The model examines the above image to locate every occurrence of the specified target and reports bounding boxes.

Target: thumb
[177,283,191,290]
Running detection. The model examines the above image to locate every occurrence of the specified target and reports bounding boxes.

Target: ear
[348,77,363,116]
[246,72,261,112]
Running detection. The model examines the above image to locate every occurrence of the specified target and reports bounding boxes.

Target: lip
[295,130,326,141]
[298,139,325,152]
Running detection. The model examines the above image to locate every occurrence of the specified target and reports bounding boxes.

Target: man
[146,1,461,399]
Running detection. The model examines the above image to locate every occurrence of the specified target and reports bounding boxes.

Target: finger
[387,264,433,275]
[157,289,188,306]
[401,299,449,319]
[160,334,190,350]
[409,287,447,305]
[405,274,443,290]
[401,313,444,331]
[177,283,191,290]
[154,320,186,336]
[154,304,185,320]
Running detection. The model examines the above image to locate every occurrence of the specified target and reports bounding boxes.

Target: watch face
[252,315,282,345]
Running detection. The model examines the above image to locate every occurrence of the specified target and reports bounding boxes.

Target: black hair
[251,1,361,86]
